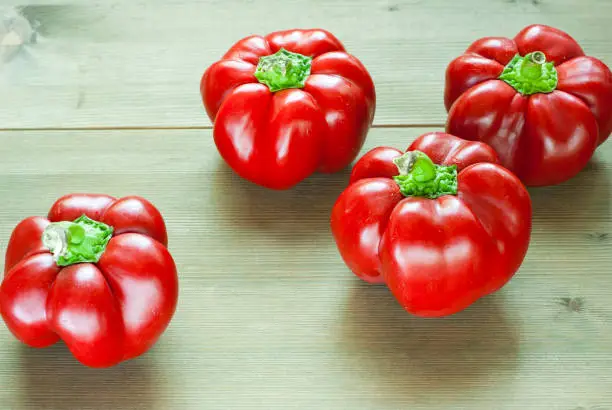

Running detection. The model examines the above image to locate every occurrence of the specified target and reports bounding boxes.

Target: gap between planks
[0,123,446,132]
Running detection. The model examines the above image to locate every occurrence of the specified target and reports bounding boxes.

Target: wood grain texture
[1,0,612,129]
[1,128,611,409]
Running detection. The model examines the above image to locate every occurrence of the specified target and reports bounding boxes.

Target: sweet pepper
[0,194,178,368]
[201,28,376,190]
[445,24,612,186]
[331,132,531,317]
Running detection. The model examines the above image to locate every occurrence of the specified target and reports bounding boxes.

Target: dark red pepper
[445,24,612,186]
[201,29,376,190]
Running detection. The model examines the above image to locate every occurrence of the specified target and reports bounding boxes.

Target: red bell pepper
[0,194,178,368]
[201,29,376,190]
[331,132,531,317]
[445,24,612,187]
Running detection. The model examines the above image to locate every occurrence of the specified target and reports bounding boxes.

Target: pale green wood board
[1,0,611,128]
[0,129,610,409]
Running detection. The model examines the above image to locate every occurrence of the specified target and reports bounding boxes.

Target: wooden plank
[2,0,612,129]
[1,128,611,409]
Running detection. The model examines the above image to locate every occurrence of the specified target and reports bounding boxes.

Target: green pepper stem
[254,48,312,92]
[520,51,546,80]
[392,151,458,199]
[499,51,558,95]
[42,215,113,267]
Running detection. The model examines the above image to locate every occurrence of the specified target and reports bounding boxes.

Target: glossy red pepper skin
[0,194,178,368]
[445,24,612,187]
[201,29,376,190]
[331,133,531,317]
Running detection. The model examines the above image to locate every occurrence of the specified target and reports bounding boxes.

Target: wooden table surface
[1,2,611,409]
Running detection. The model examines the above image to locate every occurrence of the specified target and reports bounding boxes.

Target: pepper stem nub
[530,51,546,65]
[42,215,113,267]
[392,151,458,199]
[254,48,312,92]
[499,51,558,95]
